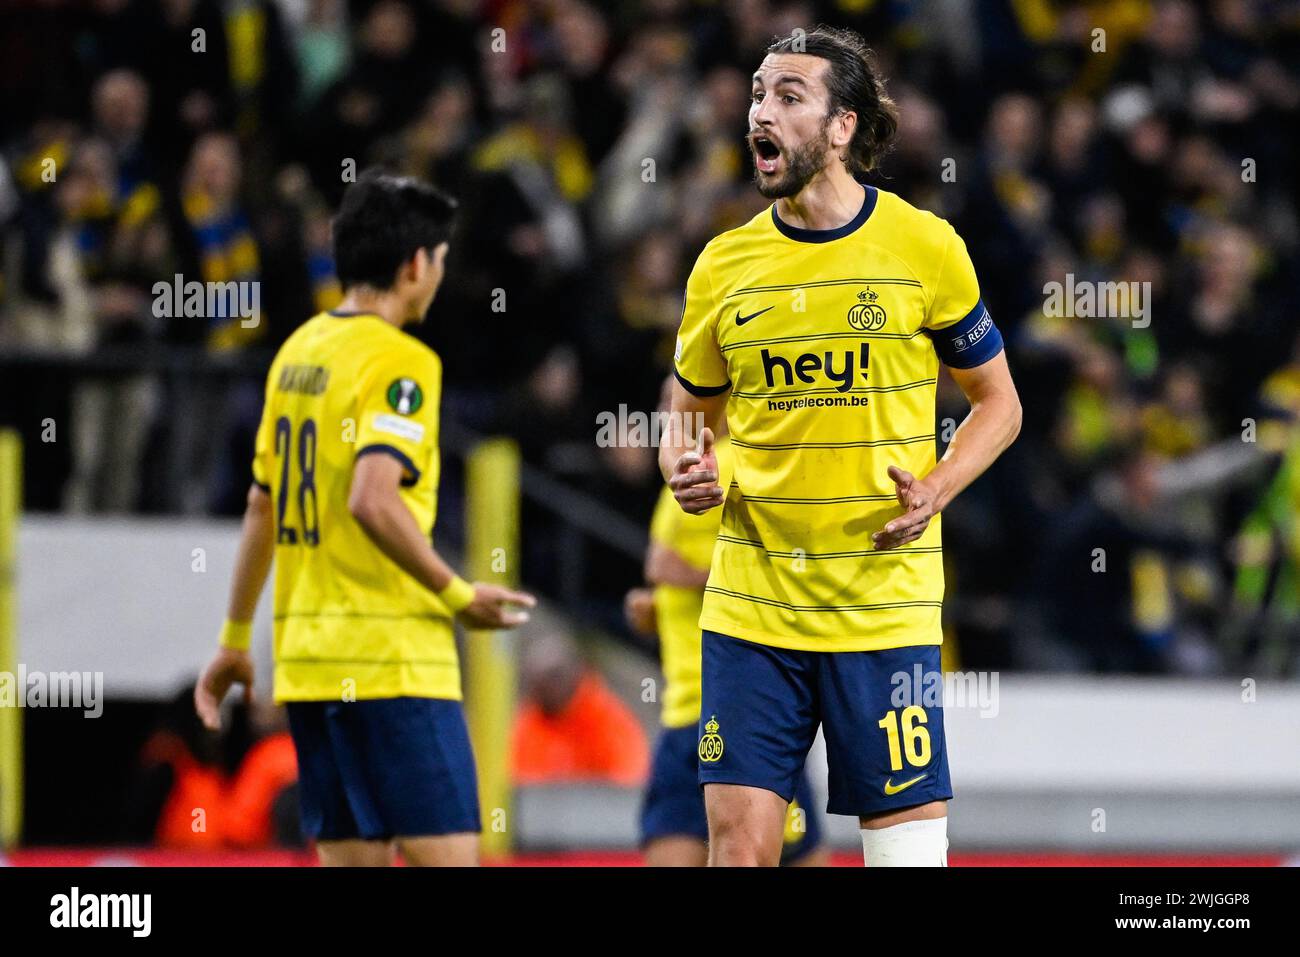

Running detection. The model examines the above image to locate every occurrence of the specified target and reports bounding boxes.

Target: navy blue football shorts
[285,697,481,842]
[698,631,953,817]
[640,724,823,863]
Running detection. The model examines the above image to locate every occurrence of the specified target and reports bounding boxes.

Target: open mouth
[753,135,781,174]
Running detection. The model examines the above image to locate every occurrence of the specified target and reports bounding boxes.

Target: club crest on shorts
[386,377,424,415]
[847,287,887,331]
[698,714,724,763]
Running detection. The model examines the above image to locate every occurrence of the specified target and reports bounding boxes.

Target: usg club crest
[386,378,424,415]
[698,714,724,763]
[847,288,887,331]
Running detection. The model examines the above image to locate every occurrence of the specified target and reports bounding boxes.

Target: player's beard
[753,119,833,199]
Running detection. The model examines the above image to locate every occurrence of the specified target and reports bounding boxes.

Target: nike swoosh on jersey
[883,773,928,795]
[736,305,774,325]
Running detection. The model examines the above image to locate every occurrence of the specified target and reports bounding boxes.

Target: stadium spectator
[127,685,301,849]
[3,0,1299,673]
[511,631,650,787]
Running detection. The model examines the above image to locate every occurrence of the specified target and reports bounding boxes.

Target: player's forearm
[658,411,696,482]
[659,383,727,481]
[350,489,460,594]
[225,486,276,622]
[646,543,710,588]
[925,390,1022,512]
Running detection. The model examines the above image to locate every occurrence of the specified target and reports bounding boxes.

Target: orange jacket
[143,731,298,848]
[143,733,227,849]
[225,732,299,847]
[510,671,650,786]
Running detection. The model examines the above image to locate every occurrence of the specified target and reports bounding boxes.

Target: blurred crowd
[2,0,1300,675]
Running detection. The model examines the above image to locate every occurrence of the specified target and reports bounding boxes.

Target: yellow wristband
[219,619,253,651]
[438,576,476,613]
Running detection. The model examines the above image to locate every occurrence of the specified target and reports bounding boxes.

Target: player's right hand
[459,583,537,630]
[669,427,724,514]
[194,647,254,732]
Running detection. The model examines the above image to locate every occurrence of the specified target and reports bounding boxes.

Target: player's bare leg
[862,798,947,829]
[704,783,788,866]
[859,799,949,866]
[396,833,479,866]
[644,836,709,867]
[316,839,395,867]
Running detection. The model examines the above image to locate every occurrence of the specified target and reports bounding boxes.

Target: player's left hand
[623,587,657,637]
[459,583,537,630]
[872,465,938,550]
[195,647,255,731]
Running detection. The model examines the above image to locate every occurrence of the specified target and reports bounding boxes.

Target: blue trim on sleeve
[674,369,731,397]
[252,479,271,493]
[356,444,421,487]
[927,299,1004,369]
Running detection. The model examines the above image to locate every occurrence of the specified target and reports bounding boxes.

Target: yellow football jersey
[648,436,733,728]
[673,185,1002,652]
[251,310,461,702]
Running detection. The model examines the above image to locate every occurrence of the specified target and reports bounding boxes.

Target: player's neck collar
[771,184,877,243]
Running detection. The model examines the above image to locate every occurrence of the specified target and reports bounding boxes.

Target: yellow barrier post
[462,438,521,858]
[0,429,22,848]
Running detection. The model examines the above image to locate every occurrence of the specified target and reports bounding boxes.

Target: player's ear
[833,107,857,150]
[414,246,432,278]
[430,242,449,271]
[395,249,422,287]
